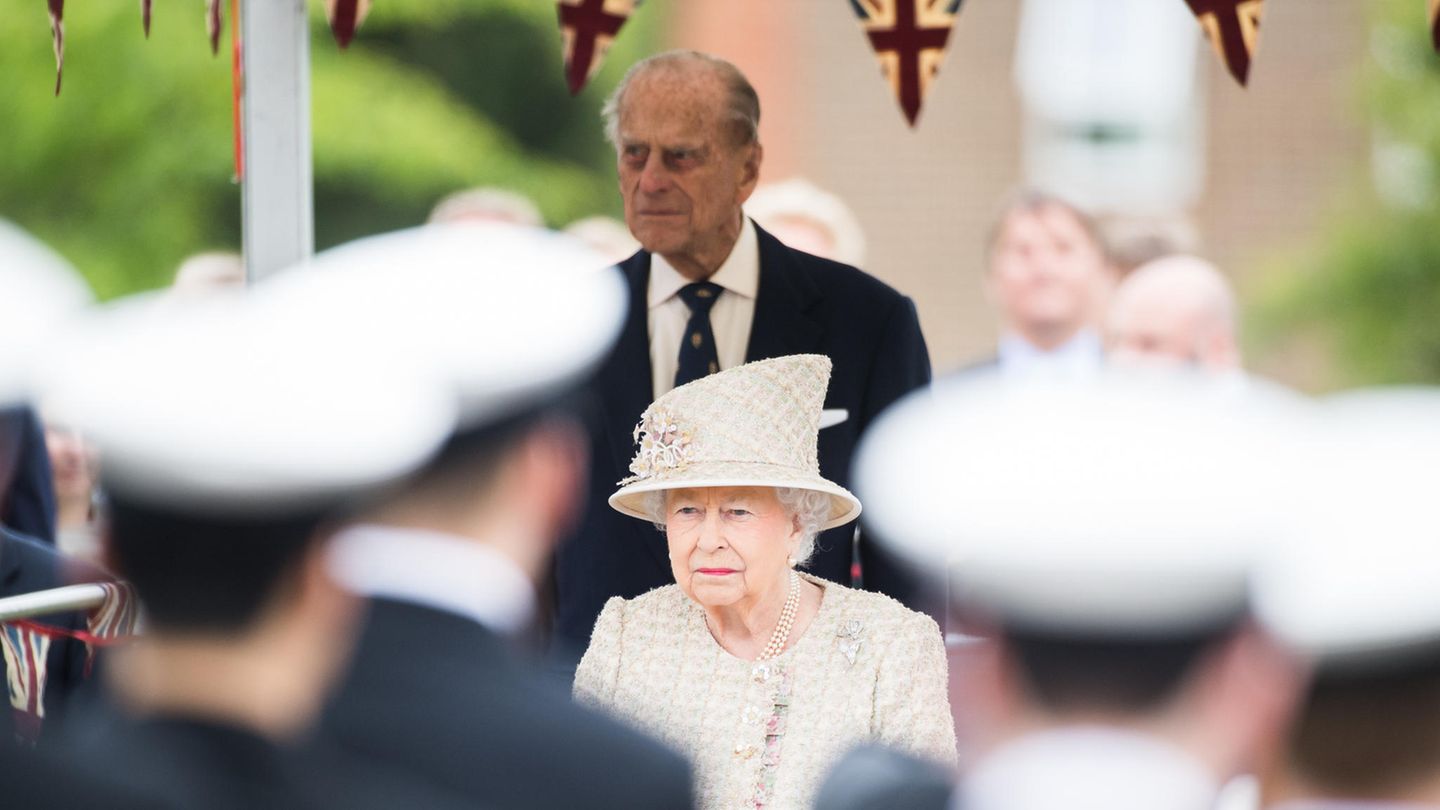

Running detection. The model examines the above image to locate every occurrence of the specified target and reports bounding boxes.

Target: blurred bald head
[1106,255,1240,372]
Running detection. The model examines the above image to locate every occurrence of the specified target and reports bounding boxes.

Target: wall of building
[665,0,1368,384]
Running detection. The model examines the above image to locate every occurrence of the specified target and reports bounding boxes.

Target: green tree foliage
[0,0,657,298]
[1253,0,1440,385]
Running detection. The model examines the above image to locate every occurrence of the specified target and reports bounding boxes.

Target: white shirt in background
[327,523,535,635]
[959,726,1218,810]
[647,219,759,399]
[996,328,1104,380]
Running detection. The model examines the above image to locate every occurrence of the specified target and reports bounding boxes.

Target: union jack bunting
[852,0,963,127]
[326,0,374,49]
[206,0,222,55]
[47,0,63,96]
[1430,0,1440,53]
[2,623,51,745]
[1183,0,1265,87]
[557,0,641,96]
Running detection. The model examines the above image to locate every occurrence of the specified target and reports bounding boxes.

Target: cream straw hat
[609,354,861,529]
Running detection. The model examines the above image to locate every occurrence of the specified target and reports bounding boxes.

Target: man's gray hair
[642,486,832,565]
[602,50,761,149]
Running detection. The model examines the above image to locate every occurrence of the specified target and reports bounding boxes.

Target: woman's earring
[787,556,796,568]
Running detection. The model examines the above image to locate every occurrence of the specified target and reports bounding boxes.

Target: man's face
[615,70,760,270]
[987,205,1111,341]
[1106,304,1204,370]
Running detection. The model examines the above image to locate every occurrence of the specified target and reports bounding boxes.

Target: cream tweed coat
[574,574,956,810]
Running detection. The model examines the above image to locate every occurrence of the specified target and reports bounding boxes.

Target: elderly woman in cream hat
[574,354,955,810]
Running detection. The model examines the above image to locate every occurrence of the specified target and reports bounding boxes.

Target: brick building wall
[665,0,1368,384]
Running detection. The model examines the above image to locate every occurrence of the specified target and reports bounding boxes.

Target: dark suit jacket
[814,744,956,810]
[0,407,58,544]
[321,598,695,810]
[552,223,932,662]
[0,528,90,746]
[57,710,478,810]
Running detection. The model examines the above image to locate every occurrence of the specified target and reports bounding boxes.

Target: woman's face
[664,486,799,611]
[44,424,97,501]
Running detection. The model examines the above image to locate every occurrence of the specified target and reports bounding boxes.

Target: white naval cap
[1254,388,1440,667]
[35,291,458,517]
[856,372,1305,637]
[0,219,93,403]
[253,223,627,428]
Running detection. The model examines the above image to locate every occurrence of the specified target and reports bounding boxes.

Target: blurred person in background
[1099,214,1200,277]
[265,226,695,809]
[575,355,954,810]
[973,190,1117,378]
[823,378,1304,810]
[38,290,467,809]
[1105,255,1241,375]
[0,406,58,543]
[744,177,868,267]
[0,219,100,751]
[564,214,641,265]
[554,51,932,669]
[170,251,245,294]
[0,218,85,545]
[1255,392,1440,810]
[428,186,544,228]
[42,418,101,562]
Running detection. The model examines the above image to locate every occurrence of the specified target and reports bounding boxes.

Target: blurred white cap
[255,223,626,428]
[36,291,457,517]
[1255,388,1440,667]
[0,219,93,403]
[857,371,1306,637]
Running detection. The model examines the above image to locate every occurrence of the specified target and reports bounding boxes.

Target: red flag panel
[853,0,962,127]
[1184,0,1265,87]
[557,0,640,96]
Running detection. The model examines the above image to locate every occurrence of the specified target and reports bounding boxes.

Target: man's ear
[951,620,1025,756]
[1187,624,1306,777]
[510,419,589,543]
[737,142,764,205]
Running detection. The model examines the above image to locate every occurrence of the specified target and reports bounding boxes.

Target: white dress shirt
[648,219,760,399]
[327,523,536,635]
[959,726,1218,810]
[996,328,1104,380]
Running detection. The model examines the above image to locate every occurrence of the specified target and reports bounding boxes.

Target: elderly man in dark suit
[552,50,932,665]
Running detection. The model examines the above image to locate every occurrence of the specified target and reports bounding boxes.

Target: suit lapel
[605,253,655,476]
[601,254,672,572]
[745,224,824,362]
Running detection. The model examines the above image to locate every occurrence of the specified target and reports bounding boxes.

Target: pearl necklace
[756,570,801,661]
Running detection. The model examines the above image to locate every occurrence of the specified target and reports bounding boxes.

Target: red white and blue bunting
[32,1,1440,127]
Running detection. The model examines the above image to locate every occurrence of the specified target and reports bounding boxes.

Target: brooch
[626,408,692,480]
[836,619,863,666]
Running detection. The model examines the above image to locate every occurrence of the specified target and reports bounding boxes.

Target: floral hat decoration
[609,354,861,530]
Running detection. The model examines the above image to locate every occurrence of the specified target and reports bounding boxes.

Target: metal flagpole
[240,0,314,283]
[0,584,109,623]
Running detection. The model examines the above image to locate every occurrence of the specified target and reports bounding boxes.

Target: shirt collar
[648,217,760,308]
[327,523,536,635]
[964,726,1217,810]
[997,328,1104,376]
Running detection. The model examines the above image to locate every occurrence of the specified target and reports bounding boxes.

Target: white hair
[428,187,543,228]
[745,178,868,267]
[602,50,760,150]
[642,486,832,565]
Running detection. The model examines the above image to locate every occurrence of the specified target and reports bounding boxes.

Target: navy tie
[674,282,723,389]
